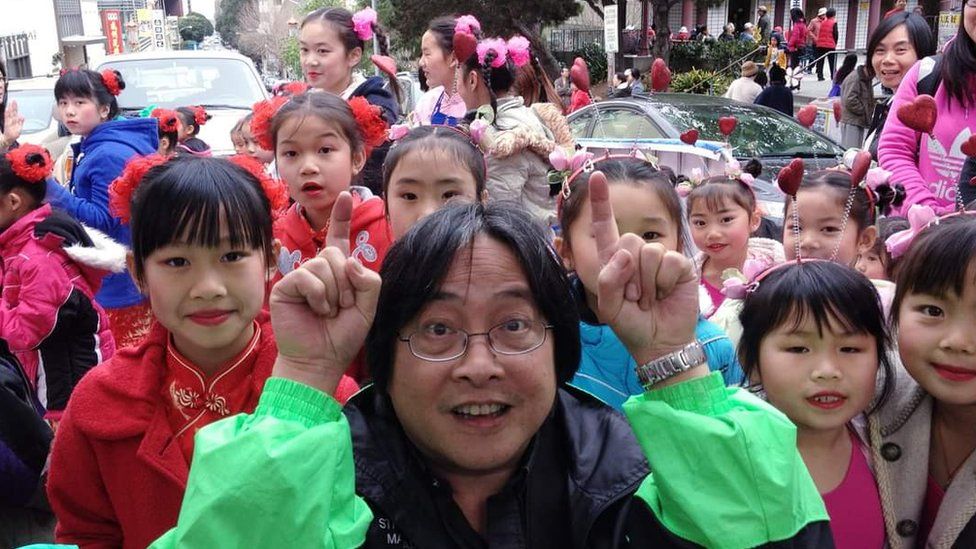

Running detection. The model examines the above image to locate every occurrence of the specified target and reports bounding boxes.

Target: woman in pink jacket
[878,3,976,213]
[787,8,808,69]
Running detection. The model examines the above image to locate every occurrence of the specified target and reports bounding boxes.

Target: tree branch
[583,0,604,18]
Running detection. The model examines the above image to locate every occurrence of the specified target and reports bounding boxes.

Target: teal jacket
[147,373,831,548]
[569,277,744,410]
[571,318,744,411]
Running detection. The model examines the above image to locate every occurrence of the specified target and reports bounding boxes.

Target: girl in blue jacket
[47,69,158,349]
[554,157,743,410]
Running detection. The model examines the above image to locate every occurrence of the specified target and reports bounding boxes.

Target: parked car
[8,76,72,160]
[567,93,846,220]
[95,50,268,156]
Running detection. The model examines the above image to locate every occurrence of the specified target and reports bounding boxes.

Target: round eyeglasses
[398,319,554,362]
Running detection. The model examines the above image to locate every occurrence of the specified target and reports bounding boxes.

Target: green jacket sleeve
[150,378,372,548]
[623,372,829,549]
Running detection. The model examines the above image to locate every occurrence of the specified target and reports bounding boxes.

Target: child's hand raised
[270,192,381,394]
[589,171,701,367]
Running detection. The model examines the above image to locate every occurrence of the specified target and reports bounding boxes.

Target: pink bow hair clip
[885,204,937,259]
[720,258,774,299]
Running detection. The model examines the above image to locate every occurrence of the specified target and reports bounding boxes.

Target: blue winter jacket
[46,118,158,309]
[567,280,744,411]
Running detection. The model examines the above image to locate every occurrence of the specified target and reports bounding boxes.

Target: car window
[591,108,664,140]
[100,58,265,111]
[568,109,594,138]
[9,90,54,134]
[652,102,842,158]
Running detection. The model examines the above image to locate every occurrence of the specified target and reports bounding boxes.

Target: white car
[95,50,268,156]
[8,76,73,160]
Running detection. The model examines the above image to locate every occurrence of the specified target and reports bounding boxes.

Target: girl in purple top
[738,260,892,549]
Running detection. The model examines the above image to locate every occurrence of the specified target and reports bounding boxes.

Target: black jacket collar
[343,385,649,548]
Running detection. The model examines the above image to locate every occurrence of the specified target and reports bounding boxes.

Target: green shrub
[670,69,732,96]
[669,40,761,75]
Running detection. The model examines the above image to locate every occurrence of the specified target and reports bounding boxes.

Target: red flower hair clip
[228,154,290,215]
[100,69,123,96]
[7,144,53,184]
[276,81,310,97]
[250,95,289,151]
[150,108,180,134]
[348,97,389,156]
[109,154,169,224]
[191,105,210,127]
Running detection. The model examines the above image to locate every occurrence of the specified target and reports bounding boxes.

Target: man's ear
[857,225,878,255]
[126,252,146,294]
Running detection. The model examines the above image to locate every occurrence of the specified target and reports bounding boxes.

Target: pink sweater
[878,58,975,214]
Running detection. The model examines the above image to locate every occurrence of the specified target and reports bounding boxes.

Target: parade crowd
[1,3,976,548]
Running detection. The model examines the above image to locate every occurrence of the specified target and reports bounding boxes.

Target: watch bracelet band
[635,341,706,389]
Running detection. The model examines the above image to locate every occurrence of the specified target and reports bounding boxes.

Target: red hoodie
[47,313,358,549]
[274,192,391,281]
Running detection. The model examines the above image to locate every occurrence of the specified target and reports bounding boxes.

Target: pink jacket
[878,58,975,213]
[0,205,126,420]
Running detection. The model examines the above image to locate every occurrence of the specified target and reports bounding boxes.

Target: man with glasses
[153,193,832,547]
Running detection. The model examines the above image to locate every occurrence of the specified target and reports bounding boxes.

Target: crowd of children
[0,6,975,549]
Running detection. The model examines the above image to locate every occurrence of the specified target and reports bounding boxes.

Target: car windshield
[9,89,54,134]
[101,58,264,111]
[652,101,842,158]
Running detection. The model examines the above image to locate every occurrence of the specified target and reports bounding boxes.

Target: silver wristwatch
[635,341,706,389]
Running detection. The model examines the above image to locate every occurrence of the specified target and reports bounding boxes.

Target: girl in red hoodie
[257,91,392,279]
[47,154,358,549]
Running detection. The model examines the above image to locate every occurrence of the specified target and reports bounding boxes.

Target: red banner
[100,10,124,55]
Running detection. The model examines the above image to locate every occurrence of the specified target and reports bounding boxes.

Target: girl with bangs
[738,260,894,548]
[873,213,976,546]
[46,156,358,549]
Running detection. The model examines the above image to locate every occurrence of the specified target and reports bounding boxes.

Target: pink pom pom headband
[352,7,377,41]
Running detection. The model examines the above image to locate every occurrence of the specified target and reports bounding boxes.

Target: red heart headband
[150,108,180,134]
[6,144,53,184]
[109,155,290,225]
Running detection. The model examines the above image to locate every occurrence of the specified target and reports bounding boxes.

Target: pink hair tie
[885,204,937,259]
[352,8,377,41]
[477,38,509,69]
[720,258,773,299]
[388,124,410,141]
[506,36,531,67]
[454,14,481,35]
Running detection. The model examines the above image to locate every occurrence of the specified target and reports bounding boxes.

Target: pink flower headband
[352,8,377,41]
[549,148,595,199]
[720,258,824,299]
[675,159,755,198]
